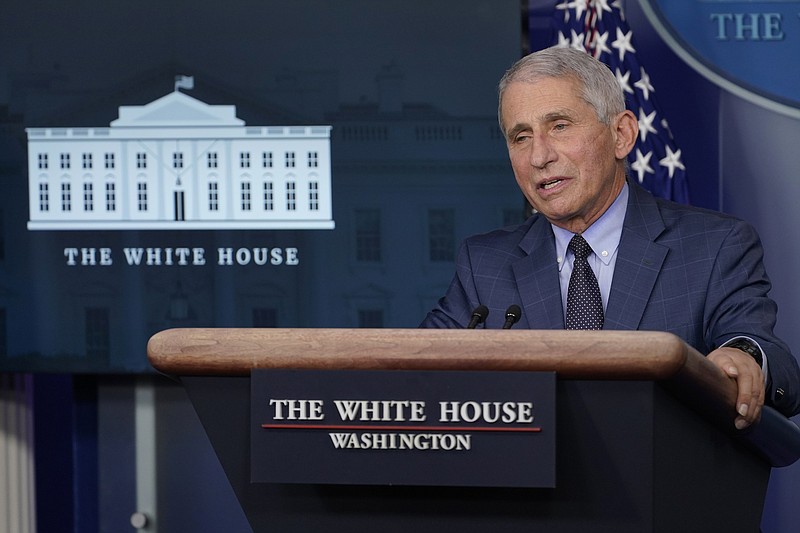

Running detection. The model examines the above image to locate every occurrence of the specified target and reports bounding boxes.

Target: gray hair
[498,46,625,132]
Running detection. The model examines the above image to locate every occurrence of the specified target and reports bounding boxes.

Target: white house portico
[26,89,334,230]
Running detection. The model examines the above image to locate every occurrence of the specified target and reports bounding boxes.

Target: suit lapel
[604,182,668,330]
[511,216,565,329]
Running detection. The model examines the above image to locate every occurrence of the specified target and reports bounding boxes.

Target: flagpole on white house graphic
[174,75,194,92]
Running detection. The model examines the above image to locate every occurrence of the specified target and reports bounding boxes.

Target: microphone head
[473,305,489,320]
[466,304,490,329]
[505,304,521,323]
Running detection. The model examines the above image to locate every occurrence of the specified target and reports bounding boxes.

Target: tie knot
[568,234,592,260]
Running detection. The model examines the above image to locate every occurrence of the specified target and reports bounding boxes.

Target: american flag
[550,0,689,203]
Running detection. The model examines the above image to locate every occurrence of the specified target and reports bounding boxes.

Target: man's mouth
[540,179,564,190]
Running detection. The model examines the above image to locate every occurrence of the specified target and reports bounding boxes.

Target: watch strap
[724,338,764,367]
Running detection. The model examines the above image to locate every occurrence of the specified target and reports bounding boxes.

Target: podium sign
[251,369,556,487]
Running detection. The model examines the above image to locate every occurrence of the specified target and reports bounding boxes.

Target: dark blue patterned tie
[566,234,604,330]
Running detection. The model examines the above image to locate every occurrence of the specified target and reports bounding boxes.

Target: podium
[147,328,800,533]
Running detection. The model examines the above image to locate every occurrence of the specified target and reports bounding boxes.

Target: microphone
[467,305,489,329]
[502,305,521,329]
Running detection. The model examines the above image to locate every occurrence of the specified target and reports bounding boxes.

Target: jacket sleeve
[704,219,800,417]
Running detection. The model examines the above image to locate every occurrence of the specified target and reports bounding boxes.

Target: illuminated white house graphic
[26,90,334,230]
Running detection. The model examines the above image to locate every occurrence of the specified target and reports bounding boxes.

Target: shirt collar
[553,182,629,270]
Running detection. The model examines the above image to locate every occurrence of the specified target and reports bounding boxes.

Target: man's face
[501,77,635,234]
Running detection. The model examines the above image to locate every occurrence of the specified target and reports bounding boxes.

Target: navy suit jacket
[421,180,800,417]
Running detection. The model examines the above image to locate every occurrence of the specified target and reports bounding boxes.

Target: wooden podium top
[147,327,800,467]
[149,328,695,377]
[148,327,732,412]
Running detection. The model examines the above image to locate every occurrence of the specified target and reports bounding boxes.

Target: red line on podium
[261,423,541,432]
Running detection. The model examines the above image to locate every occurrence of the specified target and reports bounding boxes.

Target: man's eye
[554,123,568,131]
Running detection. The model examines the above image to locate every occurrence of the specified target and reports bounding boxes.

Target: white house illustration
[26,88,334,230]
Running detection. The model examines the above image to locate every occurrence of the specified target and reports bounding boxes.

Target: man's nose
[528,135,556,169]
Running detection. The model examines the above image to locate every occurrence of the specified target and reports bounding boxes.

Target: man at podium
[420,46,800,430]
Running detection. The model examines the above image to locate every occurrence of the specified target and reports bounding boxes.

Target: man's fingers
[708,347,765,430]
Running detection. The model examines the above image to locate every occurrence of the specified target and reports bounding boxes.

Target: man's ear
[613,110,638,160]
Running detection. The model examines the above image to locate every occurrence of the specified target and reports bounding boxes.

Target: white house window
[428,208,455,262]
[61,182,72,212]
[286,182,296,211]
[137,182,148,211]
[241,182,252,211]
[82,153,93,169]
[252,307,278,328]
[136,153,147,169]
[207,152,218,168]
[85,307,110,359]
[60,153,71,169]
[105,182,116,212]
[240,152,251,168]
[263,181,274,211]
[38,153,48,170]
[358,309,384,328]
[208,182,219,211]
[104,153,115,169]
[262,151,273,168]
[83,183,94,212]
[309,181,319,211]
[308,151,319,168]
[39,183,49,212]
[0,309,5,356]
[173,152,184,169]
[285,151,295,168]
[502,207,525,227]
[355,209,381,262]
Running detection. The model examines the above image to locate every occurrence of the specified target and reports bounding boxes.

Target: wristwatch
[725,338,763,367]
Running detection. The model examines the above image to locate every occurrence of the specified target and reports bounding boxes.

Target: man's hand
[707,346,765,430]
